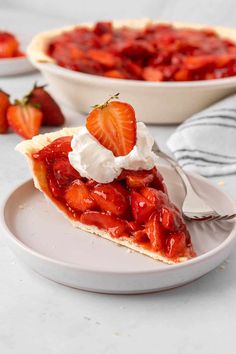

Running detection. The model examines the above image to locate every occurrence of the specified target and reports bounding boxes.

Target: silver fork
[153,142,236,222]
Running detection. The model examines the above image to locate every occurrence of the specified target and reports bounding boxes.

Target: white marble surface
[0,7,236,354]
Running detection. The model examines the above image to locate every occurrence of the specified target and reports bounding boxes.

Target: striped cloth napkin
[167,94,236,177]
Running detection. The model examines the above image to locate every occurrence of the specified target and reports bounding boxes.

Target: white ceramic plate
[1,168,236,294]
[0,32,35,76]
[0,56,35,76]
[27,20,236,123]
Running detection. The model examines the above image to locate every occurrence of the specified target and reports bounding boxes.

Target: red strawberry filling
[48,22,236,81]
[32,136,195,261]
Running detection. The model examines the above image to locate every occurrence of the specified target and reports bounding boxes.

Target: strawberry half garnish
[86,94,136,156]
[7,101,42,139]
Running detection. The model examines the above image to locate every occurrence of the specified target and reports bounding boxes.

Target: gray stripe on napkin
[167,94,236,177]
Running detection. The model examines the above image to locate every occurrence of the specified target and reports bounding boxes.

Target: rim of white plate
[1,175,236,275]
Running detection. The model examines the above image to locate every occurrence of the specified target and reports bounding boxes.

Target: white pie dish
[1,166,236,294]
[27,19,236,124]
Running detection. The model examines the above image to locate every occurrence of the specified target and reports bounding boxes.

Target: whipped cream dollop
[69,122,158,183]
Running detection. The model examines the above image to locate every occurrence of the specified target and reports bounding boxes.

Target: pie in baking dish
[16,97,195,264]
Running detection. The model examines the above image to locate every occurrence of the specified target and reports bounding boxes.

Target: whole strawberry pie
[16,96,195,264]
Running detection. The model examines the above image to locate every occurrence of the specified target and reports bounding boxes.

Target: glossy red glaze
[32,135,193,260]
[80,211,129,238]
[47,22,236,81]
[91,183,128,217]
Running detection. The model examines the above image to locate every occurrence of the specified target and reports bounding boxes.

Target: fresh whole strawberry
[27,84,65,126]
[0,90,10,133]
[0,32,19,58]
[7,101,42,139]
[86,93,136,156]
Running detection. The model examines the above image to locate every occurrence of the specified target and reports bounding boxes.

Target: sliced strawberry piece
[166,232,186,258]
[93,22,112,35]
[120,40,155,59]
[67,46,84,60]
[128,221,140,232]
[124,169,154,189]
[80,211,128,238]
[86,179,99,188]
[87,49,116,68]
[65,180,97,212]
[122,60,143,79]
[47,172,62,198]
[52,157,82,188]
[33,136,72,161]
[184,56,214,70]
[73,58,104,75]
[7,103,42,139]
[0,90,10,134]
[145,212,166,251]
[151,167,167,193]
[140,187,169,208]
[104,70,126,79]
[160,206,184,232]
[142,67,164,81]
[0,32,19,58]
[27,84,65,126]
[174,69,190,81]
[91,183,128,217]
[100,33,113,46]
[86,98,136,157]
[130,191,155,224]
[132,230,149,243]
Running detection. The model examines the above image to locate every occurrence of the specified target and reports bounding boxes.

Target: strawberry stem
[23,82,48,103]
[91,93,120,109]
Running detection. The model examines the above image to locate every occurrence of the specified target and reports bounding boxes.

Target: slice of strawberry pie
[16,96,195,264]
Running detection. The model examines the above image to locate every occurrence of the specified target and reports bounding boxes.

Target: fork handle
[158,150,214,213]
[157,150,194,196]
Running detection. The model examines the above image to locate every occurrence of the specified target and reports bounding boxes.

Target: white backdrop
[2,0,236,26]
